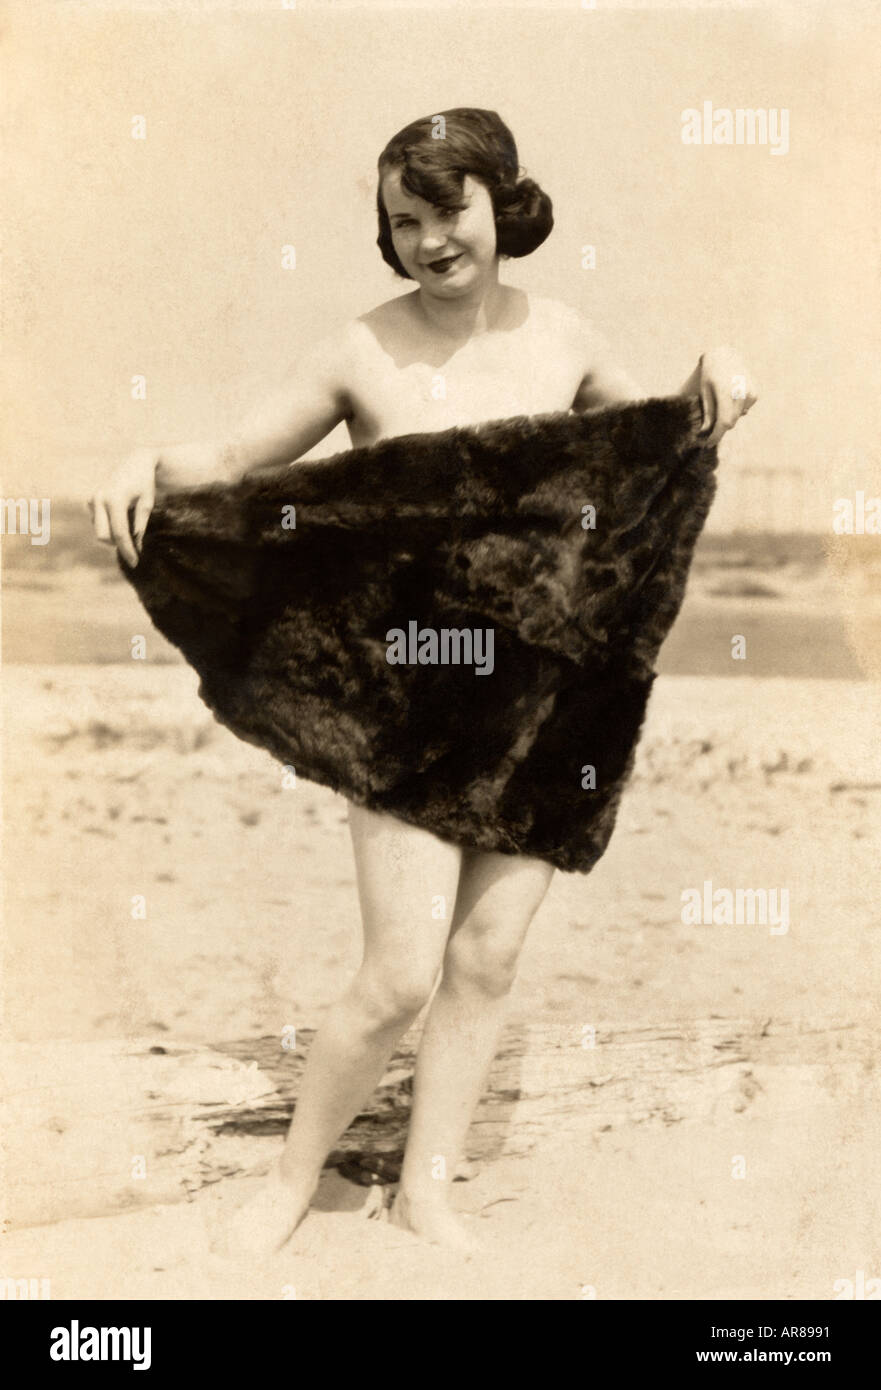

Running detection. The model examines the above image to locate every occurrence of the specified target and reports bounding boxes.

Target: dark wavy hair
[376,108,554,279]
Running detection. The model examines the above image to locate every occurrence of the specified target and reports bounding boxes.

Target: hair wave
[376,108,554,279]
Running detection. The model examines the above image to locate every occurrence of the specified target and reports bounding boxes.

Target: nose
[420,236,448,259]
[419,215,451,256]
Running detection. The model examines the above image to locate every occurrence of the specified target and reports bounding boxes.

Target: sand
[1,666,879,1299]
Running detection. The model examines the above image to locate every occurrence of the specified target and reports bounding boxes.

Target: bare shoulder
[337,292,422,364]
[300,308,403,396]
[303,299,411,363]
[285,316,362,385]
[315,314,376,366]
[526,294,610,357]
[533,297,645,407]
[355,292,419,341]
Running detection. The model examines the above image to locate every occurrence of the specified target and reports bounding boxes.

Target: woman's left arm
[571,314,757,445]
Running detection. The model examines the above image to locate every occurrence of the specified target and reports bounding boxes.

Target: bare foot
[389,1190,485,1253]
[214,1165,315,1259]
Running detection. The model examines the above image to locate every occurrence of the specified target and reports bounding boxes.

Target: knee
[348,964,437,1029]
[442,925,522,1000]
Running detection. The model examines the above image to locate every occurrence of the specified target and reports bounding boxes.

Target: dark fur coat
[120,396,718,873]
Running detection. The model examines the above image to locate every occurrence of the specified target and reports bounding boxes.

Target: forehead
[381,167,478,215]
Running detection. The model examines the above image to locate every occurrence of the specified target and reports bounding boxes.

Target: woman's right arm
[90,324,355,567]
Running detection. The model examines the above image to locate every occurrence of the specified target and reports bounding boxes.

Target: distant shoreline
[3,510,876,678]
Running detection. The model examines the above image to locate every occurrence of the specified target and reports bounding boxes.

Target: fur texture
[120,396,717,873]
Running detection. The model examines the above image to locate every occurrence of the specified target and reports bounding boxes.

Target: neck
[416,263,503,340]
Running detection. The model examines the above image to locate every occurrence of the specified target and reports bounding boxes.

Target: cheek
[391,231,417,264]
[464,209,498,255]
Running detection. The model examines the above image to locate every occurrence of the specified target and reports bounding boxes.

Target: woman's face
[381,169,498,296]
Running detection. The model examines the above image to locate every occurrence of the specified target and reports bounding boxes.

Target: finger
[706,408,735,447]
[708,384,755,445]
[699,378,717,438]
[107,496,139,569]
[132,490,155,554]
[91,497,114,544]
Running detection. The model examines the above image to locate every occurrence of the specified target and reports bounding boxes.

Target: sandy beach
[2,652,879,1299]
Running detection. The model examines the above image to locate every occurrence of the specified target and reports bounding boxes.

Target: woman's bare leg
[223,802,462,1254]
[391,849,554,1250]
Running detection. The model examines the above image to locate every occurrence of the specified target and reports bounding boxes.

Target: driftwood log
[1,1018,871,1229]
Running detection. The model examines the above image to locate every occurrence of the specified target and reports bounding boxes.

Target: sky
[3,0,880,529]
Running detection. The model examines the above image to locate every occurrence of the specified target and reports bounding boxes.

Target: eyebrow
[388,196,472,224]
[383,190,466,219]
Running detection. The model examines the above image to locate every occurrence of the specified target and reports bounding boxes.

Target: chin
[435,278,473,297]
[430,264,486,296]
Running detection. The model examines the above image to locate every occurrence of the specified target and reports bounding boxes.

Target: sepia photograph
[2,0,879,1331]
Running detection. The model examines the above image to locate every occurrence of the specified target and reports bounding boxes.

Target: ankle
[273,1158,321,1194]
[394,1183,451,1211]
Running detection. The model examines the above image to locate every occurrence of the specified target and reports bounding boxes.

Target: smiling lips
[425,253,463,274]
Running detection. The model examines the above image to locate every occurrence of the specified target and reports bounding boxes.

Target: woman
[91,108,756,1254]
